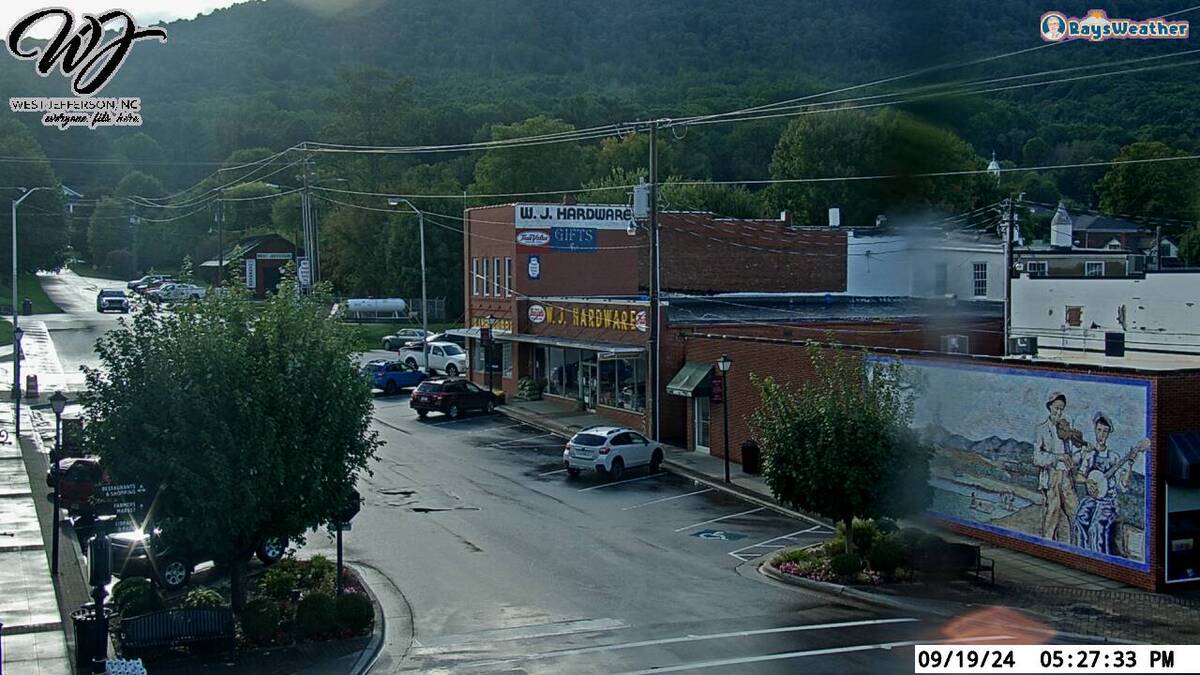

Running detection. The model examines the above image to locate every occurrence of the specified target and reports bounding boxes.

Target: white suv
[563,426,664,481]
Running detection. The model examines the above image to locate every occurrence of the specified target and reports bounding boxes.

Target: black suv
[410,378,497,419]
[109,528,287,591]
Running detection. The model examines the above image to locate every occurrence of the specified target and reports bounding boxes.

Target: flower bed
[771,519,969,586]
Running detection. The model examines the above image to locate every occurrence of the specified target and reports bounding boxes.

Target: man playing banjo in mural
[1034,392,1086,544]
[1073,412,1149,556]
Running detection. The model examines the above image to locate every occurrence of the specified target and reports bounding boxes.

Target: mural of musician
[877,358,1153,571]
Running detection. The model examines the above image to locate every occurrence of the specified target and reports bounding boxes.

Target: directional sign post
[336,488,361,596]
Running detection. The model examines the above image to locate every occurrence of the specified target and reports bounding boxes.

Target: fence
[406,298,446,322]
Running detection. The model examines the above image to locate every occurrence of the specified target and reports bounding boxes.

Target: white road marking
[468,618,921,668]
[491,433,556,447]
[537,468,567,476]
[727,525,826,560]
[577,474,663,492]
[615,634,1013,674]
[622,488,713,511]
[412,617,628,654]
[673,506,764,532]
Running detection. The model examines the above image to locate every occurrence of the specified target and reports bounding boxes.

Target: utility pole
[1154,225,1163,271]
[215,192,226,286]
[648,119,661,441]
[388,198,431,375]
[130,213,140,274]
[1003,194,1014,356]
[11,187,51,430]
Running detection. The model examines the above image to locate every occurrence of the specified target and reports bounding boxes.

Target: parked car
[149,283,206,303]
[562,426,664,481]
[45,456,105,519]
[372,360,426,395]
[410,378,497,419]
[96,289,130,313]
[401,332,465,350]
[110,527,287,591]
[399,341,468,376]
[359,358,390,379]
[136,278,175,296]
[381,329,430,351]
[127,274,172,291]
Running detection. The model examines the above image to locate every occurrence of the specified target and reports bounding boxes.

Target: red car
[410,378,498,419]
[46,456,105,518]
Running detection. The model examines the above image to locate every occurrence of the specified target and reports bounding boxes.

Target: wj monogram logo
[6,8,167,96]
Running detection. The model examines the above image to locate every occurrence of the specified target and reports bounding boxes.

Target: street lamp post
[49,390,67,576]
[11,325,22,437]
[485,314,497,391]
[716,354,732,483]
[11,187,51,430]
[387,198,430,375]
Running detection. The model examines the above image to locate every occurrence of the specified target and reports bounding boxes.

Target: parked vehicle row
[148,282,207,303]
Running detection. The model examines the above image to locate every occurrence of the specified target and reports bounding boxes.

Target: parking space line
[622,488,713,511]
[492,433,557,447]
[727,525,826,561]
[673,507,765,532]
[577,474,663,492]
[538,468,568,476]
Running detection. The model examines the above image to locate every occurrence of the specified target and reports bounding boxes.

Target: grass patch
[346,321,460,352]
[0,322,10,347]
[0,273,63,314]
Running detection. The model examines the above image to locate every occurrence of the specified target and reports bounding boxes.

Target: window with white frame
[471,258,479,295]
[504,257,512,297]
[972,262,988,297]
[1025,261,1048,277]
[1085,261,1105,277]
[482,257,490,296]
[493,257,501,296]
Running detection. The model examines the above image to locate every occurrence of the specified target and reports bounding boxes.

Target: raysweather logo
[5,8,167,130]
[1040,9,1190,42]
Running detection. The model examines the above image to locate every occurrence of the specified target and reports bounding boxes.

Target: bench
[916,542,995,585]
[117,608,235,657]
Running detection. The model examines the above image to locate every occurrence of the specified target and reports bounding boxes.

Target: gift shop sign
[6,8,166,129]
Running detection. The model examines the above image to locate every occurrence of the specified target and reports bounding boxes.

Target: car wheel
[382,339,393,350]
[649,449,664,473]
[484,400,495,413]
[566,467,582,478]
[158,558,192,591]
[384,380,399,396]
[405,358,418,370]
[608,457,625,482]
[447,404,460,419]
[256,537,287,565]
[417,410,428,419]
[445,364,459,377]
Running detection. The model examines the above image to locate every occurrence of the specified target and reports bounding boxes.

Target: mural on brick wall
[873,358,1152,571]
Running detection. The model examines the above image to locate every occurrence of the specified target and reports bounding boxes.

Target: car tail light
[599,446,610,455]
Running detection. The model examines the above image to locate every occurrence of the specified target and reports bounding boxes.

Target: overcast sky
[3,1,248,39]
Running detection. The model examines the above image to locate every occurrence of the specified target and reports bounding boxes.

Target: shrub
[261,558,303,601]
[773,548,817,566]
[295,592,337,640]
[894,527,926,556]
[335,593,374,634]
[829,552,863,579]
[183,588,226,609]
[516,377,543,401]
[875,518,899,536]
[850,519,880,554]
[239,599,282,645]
[305,556,337,596]
[868,538,907,578]
[112,577,163,617]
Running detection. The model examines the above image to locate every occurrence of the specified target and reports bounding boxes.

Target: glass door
[694,396,710,452]
[581,361,598,410]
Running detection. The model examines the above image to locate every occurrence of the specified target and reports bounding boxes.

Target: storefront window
[563,349,580,399]
[502,343,513,378]
[534,347,547,390]
[622,358,646,412]
[547,347,564,397]
[472,339,485,373]
[598,359,617,408]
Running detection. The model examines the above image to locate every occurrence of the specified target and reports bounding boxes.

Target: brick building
[198,234,297,298]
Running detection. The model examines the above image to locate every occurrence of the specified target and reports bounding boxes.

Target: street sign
[337,488,361,524]
[93,483,149,516]
[691,529,747,541]
[710,374,725,405]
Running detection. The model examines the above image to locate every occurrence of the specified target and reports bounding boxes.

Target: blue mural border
[868,355,1153,574]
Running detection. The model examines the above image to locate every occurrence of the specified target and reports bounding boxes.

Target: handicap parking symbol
[692,529,747,541]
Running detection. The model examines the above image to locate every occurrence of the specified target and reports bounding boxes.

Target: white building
[847,230,1006,302]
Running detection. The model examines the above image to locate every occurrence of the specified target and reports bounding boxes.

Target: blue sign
[528,255,541,280]
[691,529,747,541]
[550,227,597,253]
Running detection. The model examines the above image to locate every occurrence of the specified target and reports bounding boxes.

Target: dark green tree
[0,118,69,276]
[80,278,381,608]
[471,116,593,201]
[1096,142,1200,222]
[750,344,931,551]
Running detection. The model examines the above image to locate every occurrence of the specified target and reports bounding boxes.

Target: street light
[10,187,52,433]
[49,390,67,576]
[485,314,497,392]
[716,354,732,483]
[387,198,430,375]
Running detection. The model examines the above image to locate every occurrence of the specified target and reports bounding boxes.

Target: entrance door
[694,397,710,452]
[261,264,283,295]
[581,361,598,410]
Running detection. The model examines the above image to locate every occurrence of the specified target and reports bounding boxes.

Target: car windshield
[572,433,608,447]
[441,345,464,356]
[415,382,444,393]
[100,291,124,297]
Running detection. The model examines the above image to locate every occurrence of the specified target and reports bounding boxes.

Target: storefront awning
[495,332,645,356]
[667,362,714,398]
[445,327,511,340]
[1169,433,1200,484]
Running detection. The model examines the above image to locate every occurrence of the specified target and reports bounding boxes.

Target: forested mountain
[2,0,1198,309]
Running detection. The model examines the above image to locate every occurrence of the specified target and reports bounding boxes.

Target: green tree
[1096,142,1200,222]
[179,255,194,283]
[80,279,380,609]
[470,116,593,201]
[0,117,69,276]
[1180,226,1200,267]
[88,197,130,271]
[749,345,931,550]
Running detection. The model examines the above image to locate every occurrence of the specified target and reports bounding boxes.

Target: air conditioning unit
[941,334,970,354]
[1009,336,1039,356]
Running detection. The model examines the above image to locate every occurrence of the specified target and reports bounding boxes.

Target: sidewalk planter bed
[240,555,374,649]
[117,607,236,658]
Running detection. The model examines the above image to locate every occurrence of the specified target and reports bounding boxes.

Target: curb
[345,563,386,675]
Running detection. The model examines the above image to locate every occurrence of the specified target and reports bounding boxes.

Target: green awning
[667,362,714,398]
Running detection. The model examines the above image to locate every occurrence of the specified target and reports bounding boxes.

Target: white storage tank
[346,298,407,317]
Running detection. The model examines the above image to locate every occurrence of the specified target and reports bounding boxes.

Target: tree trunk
[230,556,248,611]
[844,515,855,554]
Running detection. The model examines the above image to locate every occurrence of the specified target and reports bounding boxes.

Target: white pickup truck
[398,341,468,377]
[150,283,207,303]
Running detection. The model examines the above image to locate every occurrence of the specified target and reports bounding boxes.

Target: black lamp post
[49,390,67,575]
[485,314,497,391]
[716,355,732,483]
